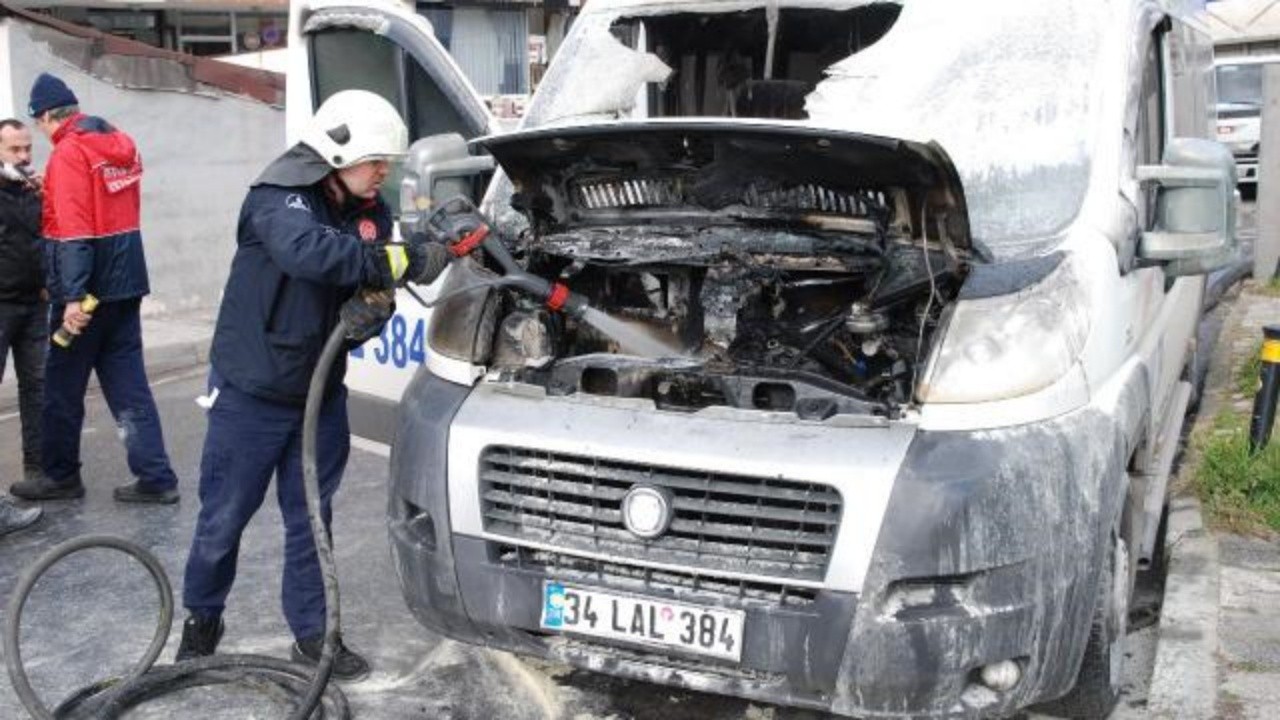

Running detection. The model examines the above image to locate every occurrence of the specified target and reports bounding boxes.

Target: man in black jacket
[0,118,43,535]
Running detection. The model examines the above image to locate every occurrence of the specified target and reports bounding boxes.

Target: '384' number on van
[542,583,744,662]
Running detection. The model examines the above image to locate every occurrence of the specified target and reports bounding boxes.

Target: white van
[289,0,1236,717]
[1214,53,1280,194]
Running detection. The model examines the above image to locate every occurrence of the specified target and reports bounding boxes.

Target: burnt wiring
[911,202,942,398]
[786,313,848,369]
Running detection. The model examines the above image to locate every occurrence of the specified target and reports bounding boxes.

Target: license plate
[541,582,744,662]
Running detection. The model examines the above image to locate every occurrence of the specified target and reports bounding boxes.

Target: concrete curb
[141,335,212,380]
[1145,495,1221,719]
[0,333,211,416]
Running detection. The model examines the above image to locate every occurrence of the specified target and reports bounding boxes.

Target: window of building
[173,11,289,57]
[236,14,288,53]
[44,8,165,47]
[39,7,287,56]
[175,11,234,56]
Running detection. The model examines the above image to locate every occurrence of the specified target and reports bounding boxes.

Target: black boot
[175,614,224,661]
[114,481,179,505]
[0,496,41,537]
[10,472,83,501]
[292,634,371,682]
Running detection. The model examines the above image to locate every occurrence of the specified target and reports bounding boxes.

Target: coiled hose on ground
[3,323,353,720]
[3,241,530,718]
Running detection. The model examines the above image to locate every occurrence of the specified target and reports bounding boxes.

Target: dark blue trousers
[42,298,178,490]
[182,370,349,641]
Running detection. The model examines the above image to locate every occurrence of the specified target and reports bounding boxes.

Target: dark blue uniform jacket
[210,144,394,405]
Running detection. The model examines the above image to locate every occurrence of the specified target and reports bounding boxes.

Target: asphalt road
[0,368,1160,719]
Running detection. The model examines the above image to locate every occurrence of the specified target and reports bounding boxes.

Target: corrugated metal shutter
[448,7,528,95]
[420,7,453,48]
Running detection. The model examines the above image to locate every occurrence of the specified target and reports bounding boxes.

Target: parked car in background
[1215,54,1280,197]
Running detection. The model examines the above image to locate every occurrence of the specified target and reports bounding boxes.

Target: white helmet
[302,89,408,169]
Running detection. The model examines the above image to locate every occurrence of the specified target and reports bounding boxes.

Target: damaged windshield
[519,0,1111,258]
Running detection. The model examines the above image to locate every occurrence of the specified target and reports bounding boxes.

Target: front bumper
[389,372,1128,718]
[1236,154,1258,185]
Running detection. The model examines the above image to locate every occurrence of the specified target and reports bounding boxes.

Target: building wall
[5,18,285,316]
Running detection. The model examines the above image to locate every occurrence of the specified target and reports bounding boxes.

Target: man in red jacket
[10,73,180,504]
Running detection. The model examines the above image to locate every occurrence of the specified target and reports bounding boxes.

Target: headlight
[917,259,1089,404]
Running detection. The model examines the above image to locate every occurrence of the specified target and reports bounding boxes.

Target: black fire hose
[3,323,354,720]
[4,238,568,718]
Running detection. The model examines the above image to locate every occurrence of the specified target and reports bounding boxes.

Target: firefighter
[176,90,431,681]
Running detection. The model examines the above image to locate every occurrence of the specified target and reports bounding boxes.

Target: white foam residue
[806,0,1113,177]
[540,29,672,124]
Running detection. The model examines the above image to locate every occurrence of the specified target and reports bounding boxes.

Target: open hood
[475,121,971,251]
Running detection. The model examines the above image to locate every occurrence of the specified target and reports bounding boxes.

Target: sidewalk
[1147,282,1280,720]
[0,306,216,415]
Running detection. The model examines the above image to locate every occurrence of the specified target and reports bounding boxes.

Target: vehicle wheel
[1043,531,1131,718]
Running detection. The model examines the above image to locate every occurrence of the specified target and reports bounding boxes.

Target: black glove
[424,196,490,248]
[404,235,451,286]
[341,289,394,344]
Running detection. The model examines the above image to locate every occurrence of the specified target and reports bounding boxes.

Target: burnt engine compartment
[487,228,963,417]
[466,124,975,417]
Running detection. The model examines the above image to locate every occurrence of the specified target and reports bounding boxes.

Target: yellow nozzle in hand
[51,294,98,348]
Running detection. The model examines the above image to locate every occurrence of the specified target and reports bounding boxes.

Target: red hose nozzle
[544,282,588,317]
[546,283,571,311]
[449,224,490,257]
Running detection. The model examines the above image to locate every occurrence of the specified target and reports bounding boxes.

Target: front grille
[479,446,842,583]
[572,176,883,218]
[496,545,817,609]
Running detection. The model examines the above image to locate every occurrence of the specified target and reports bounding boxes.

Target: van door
[291,2,496,443]
[293,3,492,142]
[1151,19,1210,430]
[1125,18,1206,522]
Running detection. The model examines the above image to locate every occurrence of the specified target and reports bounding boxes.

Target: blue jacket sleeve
[248,188,392,287]
[56,240,94,300]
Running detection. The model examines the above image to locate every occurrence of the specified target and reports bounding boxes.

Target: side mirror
[1136,137,1238,277]
[399,133,495,239]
